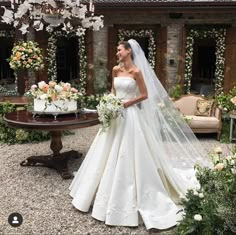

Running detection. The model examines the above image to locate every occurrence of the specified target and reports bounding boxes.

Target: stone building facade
[1,0,236,96]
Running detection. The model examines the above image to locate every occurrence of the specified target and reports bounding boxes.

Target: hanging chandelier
[1,0,103,35]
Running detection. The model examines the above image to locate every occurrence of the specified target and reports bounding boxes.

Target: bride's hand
[122,100,132,108]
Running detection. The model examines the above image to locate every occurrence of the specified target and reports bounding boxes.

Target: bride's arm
[123,69,148,108]
[111,66,119,95]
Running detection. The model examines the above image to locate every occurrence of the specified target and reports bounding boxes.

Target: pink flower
[215,163,224,171]
[31,84,37,90]
[71,88,78,93]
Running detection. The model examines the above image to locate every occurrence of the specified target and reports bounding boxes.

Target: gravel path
[0,125,234,235]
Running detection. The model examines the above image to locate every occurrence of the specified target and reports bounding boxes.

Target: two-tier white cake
[34,99,77,113]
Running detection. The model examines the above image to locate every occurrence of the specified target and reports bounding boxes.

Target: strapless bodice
[114,77,138,100]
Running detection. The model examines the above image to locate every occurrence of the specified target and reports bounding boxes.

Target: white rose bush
[175,147,236,235]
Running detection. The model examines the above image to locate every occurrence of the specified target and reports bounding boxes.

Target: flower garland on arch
[185,27,226,95]
[46,30,87,94]
[118,29,156,69]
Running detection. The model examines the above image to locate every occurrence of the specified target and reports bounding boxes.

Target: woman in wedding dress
[69,39,210,230]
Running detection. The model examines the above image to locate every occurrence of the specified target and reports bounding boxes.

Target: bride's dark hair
[118,41,131,50]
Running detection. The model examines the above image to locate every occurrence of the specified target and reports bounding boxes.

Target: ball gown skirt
[69,77,196,230]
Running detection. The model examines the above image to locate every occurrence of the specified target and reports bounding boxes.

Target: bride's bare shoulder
[112,65,120,72]
[133,67,142,75]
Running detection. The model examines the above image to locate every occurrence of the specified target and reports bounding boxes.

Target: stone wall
[92,11,236,93]
[93,27,109,93]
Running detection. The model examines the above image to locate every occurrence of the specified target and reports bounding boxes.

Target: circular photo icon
[8,213,23,227]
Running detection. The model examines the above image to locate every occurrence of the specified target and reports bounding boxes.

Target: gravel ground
[0,125,234,235]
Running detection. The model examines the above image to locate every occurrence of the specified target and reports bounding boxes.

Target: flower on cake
[26,80,82,102]
[9,40,44,71]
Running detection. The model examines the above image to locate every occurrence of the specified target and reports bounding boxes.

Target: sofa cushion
[174,96,205,115]
[194,99,214,117]
[186,115,219,129]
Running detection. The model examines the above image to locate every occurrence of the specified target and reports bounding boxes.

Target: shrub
[175,147,236,235]
[215,86,236,117]
[0,102,50,144]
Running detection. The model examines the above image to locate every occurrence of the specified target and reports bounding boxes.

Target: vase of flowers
[9,40,44,95]
[25,80,82,113]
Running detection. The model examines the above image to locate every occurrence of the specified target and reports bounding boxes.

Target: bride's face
[116,45,131,62]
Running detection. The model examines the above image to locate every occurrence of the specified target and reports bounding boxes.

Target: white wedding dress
[69,76,199,230]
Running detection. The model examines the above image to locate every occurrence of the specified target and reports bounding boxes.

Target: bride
[69,39,210,230]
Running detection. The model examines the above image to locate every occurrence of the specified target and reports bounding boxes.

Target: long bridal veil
[128,39,210,177]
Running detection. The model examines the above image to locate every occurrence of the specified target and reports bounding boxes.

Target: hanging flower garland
[46,30,87,94]
[185,28,226,95]
[118,29,156,69]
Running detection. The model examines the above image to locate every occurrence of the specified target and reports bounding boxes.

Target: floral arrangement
[97,93,124,132]
[185,27,226,95]
[25,80,82,102]
[9,40,44,71]
[176,146,236,235]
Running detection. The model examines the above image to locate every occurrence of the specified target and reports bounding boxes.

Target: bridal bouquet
[97,93,124,132]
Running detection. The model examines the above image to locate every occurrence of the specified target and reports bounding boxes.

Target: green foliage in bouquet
[0,102,50,144]
[175,147,236,235]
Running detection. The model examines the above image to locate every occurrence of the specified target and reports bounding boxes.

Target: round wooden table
[4,110,99,179]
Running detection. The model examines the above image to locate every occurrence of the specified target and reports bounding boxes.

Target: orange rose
[16,52,21,57]
[51,93,57,101]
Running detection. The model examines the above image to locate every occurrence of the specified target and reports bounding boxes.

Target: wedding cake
[33,99,77,113]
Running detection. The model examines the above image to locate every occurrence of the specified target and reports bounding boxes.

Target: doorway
[0,37,14,88]
[56,36,79,83]
[191,38,216,96]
